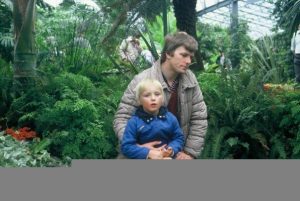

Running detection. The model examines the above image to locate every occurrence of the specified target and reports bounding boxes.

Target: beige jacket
[119,36,142,63]
[113,60,208,158]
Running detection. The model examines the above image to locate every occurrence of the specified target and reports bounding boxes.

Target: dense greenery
[271,0,300,35]
[199,70,300,159]
[0,0,13,63]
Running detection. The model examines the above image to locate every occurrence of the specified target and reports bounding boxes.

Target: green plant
[0,131,70,167]
[0,59,13,116]
[199,66,300,159]
[36,97,98,132]
[46,122,117,159]
[248,36,286,83]
[199,71,271,159]
[34,81,118,159]
[5,71,120,159]
[50,72,97,100]
[265,90,300,158]
[6,84,56,128]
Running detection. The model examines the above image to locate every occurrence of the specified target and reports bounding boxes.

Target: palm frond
[285,0,300,35]
[0,33,14,47]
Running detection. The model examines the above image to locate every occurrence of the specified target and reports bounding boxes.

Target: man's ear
[166,53,172,60]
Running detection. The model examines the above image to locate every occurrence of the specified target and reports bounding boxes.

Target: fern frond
[270,136,287,159]
[211,127,234,159]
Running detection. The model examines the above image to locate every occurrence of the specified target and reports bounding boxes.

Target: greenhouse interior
[0,0,300,166]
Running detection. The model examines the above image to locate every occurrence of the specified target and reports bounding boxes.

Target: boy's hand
[162,147,173,158]
[147,150,163,159]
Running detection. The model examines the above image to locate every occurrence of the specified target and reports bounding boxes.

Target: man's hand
[175,151,194,160]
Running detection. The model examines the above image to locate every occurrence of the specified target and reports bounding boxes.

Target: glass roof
[196,0,275,39]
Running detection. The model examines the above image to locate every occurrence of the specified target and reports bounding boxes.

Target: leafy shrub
[199,71,272,159]
[35,86,118,159]
[6,86,56,128]
[46,122,117,159]
[36,98,98,132]
[0,131,70,167]
[199,69,300,159]
[248,36,288,83]
[49,73,97,100]
[34,96,113,159]
[264,90,300,158]
[0,59,13,116]
[6,72,119,159]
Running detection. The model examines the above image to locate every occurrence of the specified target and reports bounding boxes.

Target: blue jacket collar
[135,106,168,123]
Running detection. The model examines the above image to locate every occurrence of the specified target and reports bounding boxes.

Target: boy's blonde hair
[135,79,164,103]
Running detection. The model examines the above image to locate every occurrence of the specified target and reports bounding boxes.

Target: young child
[121,79,185,159]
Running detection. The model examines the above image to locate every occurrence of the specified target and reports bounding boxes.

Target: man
[291,24,300,83]
[119,33,142,64]
[113,32,208,159]
[216,50,232,70]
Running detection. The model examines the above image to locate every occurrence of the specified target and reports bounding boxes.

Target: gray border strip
[0,160,299,201]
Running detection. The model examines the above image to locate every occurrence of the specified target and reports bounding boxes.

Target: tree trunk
[229,0,240,69]
[12,0,37,79]
[162,0,168,36]
[173,0,204,71]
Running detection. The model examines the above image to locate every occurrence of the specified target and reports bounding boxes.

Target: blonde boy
[121,79,184,159]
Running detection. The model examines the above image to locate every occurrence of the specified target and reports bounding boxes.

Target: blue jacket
[121,106,184,159]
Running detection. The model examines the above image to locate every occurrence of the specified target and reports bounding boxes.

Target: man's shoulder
[135,64,160,79]
[132,68,152,83]
[181,69,198,87]
[186,69,197,78]
[139,67,153,75]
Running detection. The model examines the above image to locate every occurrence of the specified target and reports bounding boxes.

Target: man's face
[166,46,194,74]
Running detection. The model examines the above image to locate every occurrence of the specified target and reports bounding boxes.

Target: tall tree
[272,0,300,35]
[173,0,204,70]
[229,0,240,69]
[12,0,37,81]
[100,0,169,44]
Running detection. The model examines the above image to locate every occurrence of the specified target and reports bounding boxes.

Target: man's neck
[161,62,178,83]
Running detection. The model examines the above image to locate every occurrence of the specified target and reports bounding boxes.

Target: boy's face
[166,46,194,74]
[139,85,163,115]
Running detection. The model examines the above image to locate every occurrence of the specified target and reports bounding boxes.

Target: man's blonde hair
[135,79,164,103]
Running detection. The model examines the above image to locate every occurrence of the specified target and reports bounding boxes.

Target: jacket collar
[152,59,197,89]
[135,106,167,123]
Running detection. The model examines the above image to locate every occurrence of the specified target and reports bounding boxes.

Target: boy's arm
[121,118,150,159]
